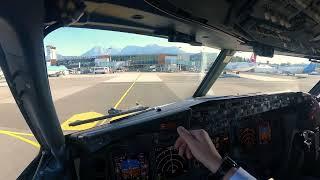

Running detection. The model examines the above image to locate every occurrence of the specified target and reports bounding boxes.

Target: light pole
[107,47,113,71]
[201,46,205,72]
[108,47,112,62]
[178,47,182,71]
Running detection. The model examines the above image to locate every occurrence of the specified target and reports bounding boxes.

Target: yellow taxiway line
[100,73,141,125]
[0,130,34,136]
[60,111,103,131]
[0,73,141,148]
[0,130,40,148]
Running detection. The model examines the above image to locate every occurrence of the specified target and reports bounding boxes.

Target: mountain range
[81,46,121,56]
[81,44,185,57]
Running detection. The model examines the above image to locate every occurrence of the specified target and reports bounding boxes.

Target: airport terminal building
[56,52,217,73]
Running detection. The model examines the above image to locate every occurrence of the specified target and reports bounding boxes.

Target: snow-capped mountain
[120,44,184,55]
[81,46,121,56]
[81,44,185,56]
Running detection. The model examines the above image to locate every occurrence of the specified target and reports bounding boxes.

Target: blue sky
[44,27,202,56]
[44,27,309,64]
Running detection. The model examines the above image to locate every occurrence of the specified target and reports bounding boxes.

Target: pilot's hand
[174,126,222,173]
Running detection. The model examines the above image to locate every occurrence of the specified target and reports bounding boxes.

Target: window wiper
[69,106,154,126]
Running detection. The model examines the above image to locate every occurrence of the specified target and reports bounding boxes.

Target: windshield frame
[193,49,235,97]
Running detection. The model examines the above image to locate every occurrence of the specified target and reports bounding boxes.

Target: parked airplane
[254,64,278,73]
[225,54,317,76]
[225,53,256,73]
[278,63,317,75]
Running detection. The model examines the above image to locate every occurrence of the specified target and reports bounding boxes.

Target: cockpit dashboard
[68,92,320,179]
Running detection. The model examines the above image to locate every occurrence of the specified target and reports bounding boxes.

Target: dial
[240,128,256,151]
[154,146,187,178]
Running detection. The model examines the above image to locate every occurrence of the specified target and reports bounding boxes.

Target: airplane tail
[303,63,316,73]
[250,53,256,63]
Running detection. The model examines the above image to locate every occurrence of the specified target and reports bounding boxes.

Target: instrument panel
[73,92,319,179]
[110,138,190,180]
[109,112,191,180]
[106,93,315,179]
[108,114,278,179]
[110,135,190,180]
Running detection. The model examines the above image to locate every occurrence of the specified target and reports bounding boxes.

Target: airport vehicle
[93,66,111,74]
[1,0,320,180]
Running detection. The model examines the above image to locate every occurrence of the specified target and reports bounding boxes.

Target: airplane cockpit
[0,0,320,180]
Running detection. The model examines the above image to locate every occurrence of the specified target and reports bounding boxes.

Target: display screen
[114,153,148,180]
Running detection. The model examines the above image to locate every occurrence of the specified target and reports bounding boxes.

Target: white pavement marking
[238,73,294,82]
[207,89,215,95]
[104,73,162,83]
[137,73,162,82]
[104,73,140,83]
[0,97,14,104]
[0,85,95,104]
[51,85,95,102]
[0,81,8,87]
[58,74,117,79]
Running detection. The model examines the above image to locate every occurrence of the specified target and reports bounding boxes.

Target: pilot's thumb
[177,126,196,146]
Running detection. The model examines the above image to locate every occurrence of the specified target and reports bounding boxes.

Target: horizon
[44,27,310,65]
[47,44,222,57]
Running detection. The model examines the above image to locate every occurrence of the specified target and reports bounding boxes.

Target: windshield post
[309,80,320,96]
[193,49,235,97]
[0,1,66,168]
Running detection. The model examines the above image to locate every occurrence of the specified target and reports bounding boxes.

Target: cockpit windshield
[209,52,320,96]
[43,27,320,132]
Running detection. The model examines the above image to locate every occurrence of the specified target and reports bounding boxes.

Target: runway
[0,72,319,179]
